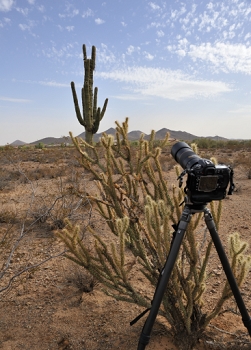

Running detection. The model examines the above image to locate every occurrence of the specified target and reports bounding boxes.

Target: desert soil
[1,146,251,350]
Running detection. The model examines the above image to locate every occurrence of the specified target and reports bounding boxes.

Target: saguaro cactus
[71,44,108,145]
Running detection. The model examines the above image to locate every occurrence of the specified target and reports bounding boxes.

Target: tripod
[137,200,251,350]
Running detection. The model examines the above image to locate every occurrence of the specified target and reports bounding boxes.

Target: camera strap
[177,169,187,188]
[228,168,235,195]
[130,307,151,326]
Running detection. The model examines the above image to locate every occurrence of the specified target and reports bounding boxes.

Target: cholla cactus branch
[57,121,251,349]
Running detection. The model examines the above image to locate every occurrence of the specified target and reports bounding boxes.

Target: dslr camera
[171,142,235,204]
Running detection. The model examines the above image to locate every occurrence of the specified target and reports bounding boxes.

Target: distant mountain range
[10,128,227,146]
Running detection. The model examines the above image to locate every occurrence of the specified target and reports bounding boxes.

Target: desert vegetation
[1,121,251,349]
[192,138,251,151]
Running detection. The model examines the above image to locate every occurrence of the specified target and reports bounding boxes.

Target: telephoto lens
[171,142,201,170]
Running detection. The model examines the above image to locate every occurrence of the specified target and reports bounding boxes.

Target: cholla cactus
[71,44,108,145]
[58,119,251,349]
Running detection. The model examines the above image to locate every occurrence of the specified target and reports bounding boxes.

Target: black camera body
[171,142,234,204]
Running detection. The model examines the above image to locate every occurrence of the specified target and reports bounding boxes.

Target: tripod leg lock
[138,333,151,349]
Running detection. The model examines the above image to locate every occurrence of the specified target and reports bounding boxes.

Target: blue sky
[0,0,251,145]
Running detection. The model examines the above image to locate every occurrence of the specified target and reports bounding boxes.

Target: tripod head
[181,192,209,212]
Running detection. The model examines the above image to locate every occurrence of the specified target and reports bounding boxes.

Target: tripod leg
[204,208,251,336]
[137,206,192,350]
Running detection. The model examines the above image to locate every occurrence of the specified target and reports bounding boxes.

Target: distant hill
[127,130,145,140]
[10,140,27,146]
[201,135,228,141]
[77,128,198,142]
[29,136,71,146]
[9,128,228,146]
[78,128,117,142]
[142,128,197,141]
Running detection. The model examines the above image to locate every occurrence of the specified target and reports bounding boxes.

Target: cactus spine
[71,44,108,145]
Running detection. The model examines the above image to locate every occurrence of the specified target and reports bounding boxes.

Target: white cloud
[82,8,93,18]
[37,5,44,12]
[170,6,186,21]
[0,96,31,103]
[98,67,232,101]
[126,45,134,55]
[97,43,116,65]
[149,2,160,11]
[66,26,74,32]
[19,23,29,31]
[167,40,251,75]
[112,94,147,101]
[27,0,35,4]
[143,52,154,60]
[42,42,78,60]
[168,37,189,57]
[59,4,79,18]
[176,49,186,57]
[95,18,105,25]
[126,45,141,56]
[198,10,220,32]
[16,7,30,16]
[206,2,214,10]
[229,23,235,31]
[0,16,11,27]
[18,20,36,33]
[0,0,14,12]
[188,42,251,74]
[157,29,164,37]
[245,33,251,41]
[179,38,189,46]
[168,0,251,42]
[38,81,69,88]
[147,21,164,29]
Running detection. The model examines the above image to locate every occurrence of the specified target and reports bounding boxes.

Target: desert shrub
[57,119,251,350]
[18,145,31,150]
[35,142,45,149]
[196,138,228,149]
[3,145,14,151]
[130,140,139,147]
[0,205,18,224]
[192,138,218,149]
[0,168,22,191]
[192,138,251,152]
[66,265,96,293]
[159,153,177,172]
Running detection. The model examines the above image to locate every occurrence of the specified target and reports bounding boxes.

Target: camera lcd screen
[198,176,218,192]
